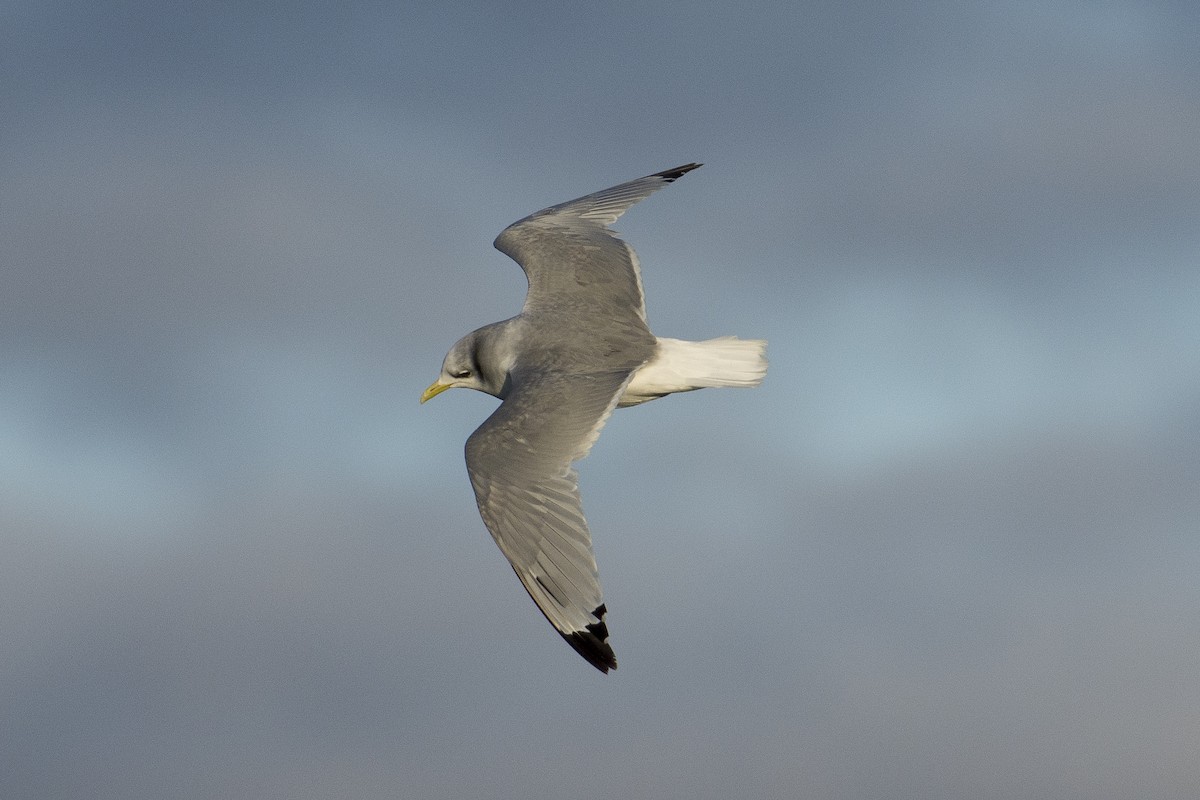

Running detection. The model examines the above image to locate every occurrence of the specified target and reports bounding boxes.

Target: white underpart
[619,336,768,407]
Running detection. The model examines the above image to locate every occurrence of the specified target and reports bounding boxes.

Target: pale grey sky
[3,2,1199,798]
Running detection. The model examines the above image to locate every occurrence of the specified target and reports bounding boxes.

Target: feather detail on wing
[464,369,637,672]
[493,164,702,322]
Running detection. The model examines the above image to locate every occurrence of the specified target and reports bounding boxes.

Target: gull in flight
[421,164,767,672]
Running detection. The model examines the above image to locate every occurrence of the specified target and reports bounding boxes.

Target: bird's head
[420,327,510,403]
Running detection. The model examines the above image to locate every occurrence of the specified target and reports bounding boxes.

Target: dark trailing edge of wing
[654,163,703,183]
[560,604,617,673]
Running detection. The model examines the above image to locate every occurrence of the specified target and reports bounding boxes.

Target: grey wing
[493,163,702,321]
[464,369,636,672]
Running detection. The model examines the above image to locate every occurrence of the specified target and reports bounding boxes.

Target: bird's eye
[451,369,472,379]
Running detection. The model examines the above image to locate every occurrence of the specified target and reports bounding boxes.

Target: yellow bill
[420,380,452,404]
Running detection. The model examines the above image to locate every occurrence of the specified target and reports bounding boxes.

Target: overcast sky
[3,2,1199,798]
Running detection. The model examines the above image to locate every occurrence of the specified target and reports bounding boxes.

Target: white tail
[619,336,768,407]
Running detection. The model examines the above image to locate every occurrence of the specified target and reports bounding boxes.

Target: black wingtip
[563,631,617,673]
[654,163,703,182]
[562,603,617,673]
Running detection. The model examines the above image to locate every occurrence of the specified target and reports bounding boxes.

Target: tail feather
[620,336,767,406]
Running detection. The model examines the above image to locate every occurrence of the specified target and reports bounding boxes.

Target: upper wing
[464,369,637,672]
[493,163,702,322]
